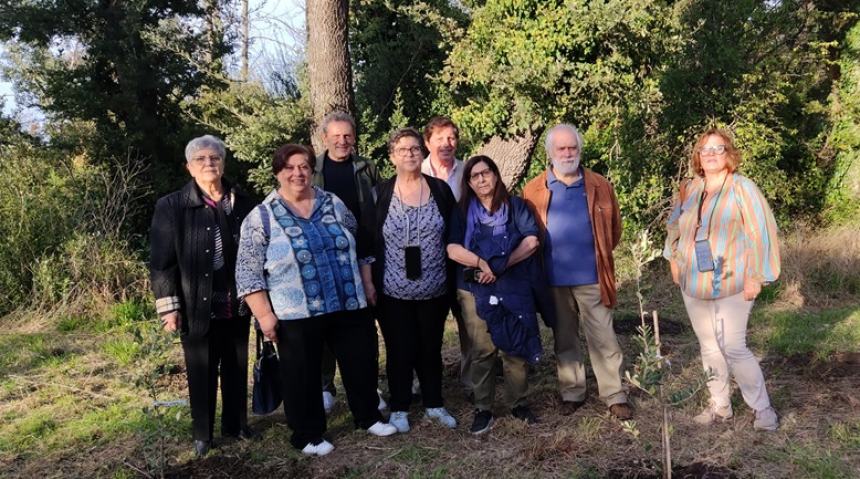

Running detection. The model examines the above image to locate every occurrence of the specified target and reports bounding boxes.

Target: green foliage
[351,0,469,166]
[826,22,860,224]
[191,82,312,194]
[625,324,711,406]
[0,136,149,315]
[0,0,224,190]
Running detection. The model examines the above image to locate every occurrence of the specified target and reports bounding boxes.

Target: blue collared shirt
[544,168,598,286]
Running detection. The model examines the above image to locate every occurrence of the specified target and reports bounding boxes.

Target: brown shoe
[609,403,633,420]
[560,400,585,416]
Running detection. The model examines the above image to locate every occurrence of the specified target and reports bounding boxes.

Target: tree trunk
[202,0,223,72]
[240,0,249,82]
[475,128,544,189]
[307,0,354,153]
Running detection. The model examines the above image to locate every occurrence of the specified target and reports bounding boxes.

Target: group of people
[149,113,782,458]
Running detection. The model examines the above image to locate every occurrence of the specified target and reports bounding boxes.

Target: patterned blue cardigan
[235,187,369,320]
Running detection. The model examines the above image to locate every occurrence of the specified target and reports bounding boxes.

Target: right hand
[477,258,496,284]
[161,311,181,333]
[670,260,680,285]
[258,313,279,343]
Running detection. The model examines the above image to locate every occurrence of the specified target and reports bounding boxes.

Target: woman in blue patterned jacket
[236,144,396,456]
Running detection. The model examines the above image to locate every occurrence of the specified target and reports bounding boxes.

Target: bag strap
[255,327,263,361]
[679,178,691,205]
[257,204,271,239]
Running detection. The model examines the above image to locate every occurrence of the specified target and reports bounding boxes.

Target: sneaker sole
[470,418,494,435]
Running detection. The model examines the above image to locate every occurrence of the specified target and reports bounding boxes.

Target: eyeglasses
[698,145,727,156]
[191,155,223,164]
[394,146,423,157]
[469,169,494,181]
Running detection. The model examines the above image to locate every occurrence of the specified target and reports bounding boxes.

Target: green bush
[0,138,149,316]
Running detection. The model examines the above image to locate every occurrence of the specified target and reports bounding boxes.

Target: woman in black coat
[371,128,458,433]
[149,135,258,456]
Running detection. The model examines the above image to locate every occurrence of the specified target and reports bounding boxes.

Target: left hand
[743,280,761,301]
[362,277,377,306]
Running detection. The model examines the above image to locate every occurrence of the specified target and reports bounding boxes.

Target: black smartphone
[404,246,422,279]
[463,267,481,283]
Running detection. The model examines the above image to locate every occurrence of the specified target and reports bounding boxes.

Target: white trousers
[682,291,771,412]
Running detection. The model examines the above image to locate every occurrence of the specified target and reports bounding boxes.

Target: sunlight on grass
[751,307,860,359]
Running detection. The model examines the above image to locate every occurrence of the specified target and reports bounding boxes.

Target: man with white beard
[522,124,632,420]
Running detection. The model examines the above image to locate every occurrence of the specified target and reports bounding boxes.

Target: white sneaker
[425,407,457,429]
[754,407,779,431]
[388,411,410,433]
[693,402,733,425]
[366,421,397,437]
[322,391,336,414]
[302,439,335,456]
[377,389,388,411]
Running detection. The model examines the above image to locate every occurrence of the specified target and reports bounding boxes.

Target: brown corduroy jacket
[521,168,622,308]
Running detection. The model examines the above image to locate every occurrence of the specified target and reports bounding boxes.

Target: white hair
[544,123,583,159]
[184,135,226,163]
[321,111,356,135]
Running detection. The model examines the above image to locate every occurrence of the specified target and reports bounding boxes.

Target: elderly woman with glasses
[236,144,396,457]
[664,128,781,431]
[149,135,258,457]
[370,128,458,433]
[446,156,554,435]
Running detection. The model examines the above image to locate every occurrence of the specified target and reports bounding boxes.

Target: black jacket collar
[182,178,245,208]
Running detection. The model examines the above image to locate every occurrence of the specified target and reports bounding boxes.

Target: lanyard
[396,179,423,247]
[695,173,728,241]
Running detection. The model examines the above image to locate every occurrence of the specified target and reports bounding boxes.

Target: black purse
[251,329,282,416]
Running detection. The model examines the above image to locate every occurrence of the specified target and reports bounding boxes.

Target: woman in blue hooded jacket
[447,155,554,435]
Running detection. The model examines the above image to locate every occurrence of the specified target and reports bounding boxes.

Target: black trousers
[180,318,250,442]
[378,294,449,411]
[276,309,383,449]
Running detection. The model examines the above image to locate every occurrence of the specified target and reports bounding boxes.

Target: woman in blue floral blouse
[236,144,396,456]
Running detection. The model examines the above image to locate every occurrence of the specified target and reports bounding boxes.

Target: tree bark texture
[475,128,543,189]
[307,0,355,154]
[240,0,249,82]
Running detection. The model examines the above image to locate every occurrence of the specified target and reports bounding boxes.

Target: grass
[1,226,859,478]
[751,307,860,359]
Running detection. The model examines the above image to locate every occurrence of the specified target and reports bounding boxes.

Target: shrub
[0,139,150,316]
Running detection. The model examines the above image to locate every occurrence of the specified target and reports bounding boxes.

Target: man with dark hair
[422,116,464,200]
[314,111,383,412]
[421,116,473,398]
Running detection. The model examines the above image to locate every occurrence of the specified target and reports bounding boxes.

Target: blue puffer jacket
[450,197,556,364]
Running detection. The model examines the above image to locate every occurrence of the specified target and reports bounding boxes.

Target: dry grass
[1,225,859,478]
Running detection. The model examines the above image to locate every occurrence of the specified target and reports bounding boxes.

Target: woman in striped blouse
[664,128,781,431]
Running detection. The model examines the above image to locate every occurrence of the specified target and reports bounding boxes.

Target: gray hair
[321,111,356,135]
[544,123,583,158]
[185,135,226,163]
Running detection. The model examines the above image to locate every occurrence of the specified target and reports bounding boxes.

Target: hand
[477,258,496,284]
[258,313,279,343]
[161,311,181,333]
[362,277,377,306]
[670,260,680,285]
[743,280,761,301]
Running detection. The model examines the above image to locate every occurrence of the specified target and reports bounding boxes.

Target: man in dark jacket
[150,135,258,456]
[312,111,383,412]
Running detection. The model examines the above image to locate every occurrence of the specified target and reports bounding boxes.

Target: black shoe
[511,405,538,424]
[236,425,261,441]
[470,409,494,435]
[193,439,210,457]
[560,400,585,416]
